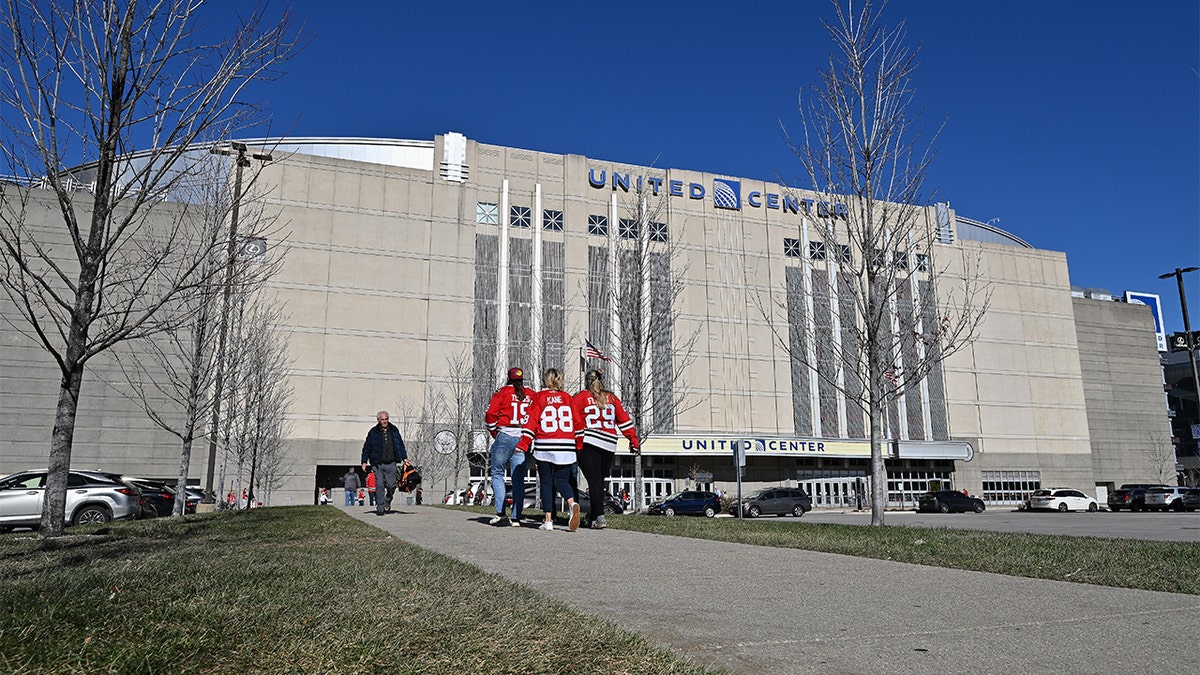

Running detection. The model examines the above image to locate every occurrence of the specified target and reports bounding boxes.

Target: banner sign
[1125,291,1167,352]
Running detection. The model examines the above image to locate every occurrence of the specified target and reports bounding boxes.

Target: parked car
[916,490,985,514]
[1143,486,1190,512]
[729,488,812,517]
[0,470,140,531]
[124,478,199,517]
[1028,488,1099,512]
[1182,488,1200,512]
[647,490,721,517]
[1107,484,1162,512]
[1019,487,1071,511]
[576,490,625,516]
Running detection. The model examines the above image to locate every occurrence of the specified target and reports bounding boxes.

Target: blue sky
[242,0,1199,332]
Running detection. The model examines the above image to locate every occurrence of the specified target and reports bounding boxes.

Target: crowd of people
[348,366,639,531]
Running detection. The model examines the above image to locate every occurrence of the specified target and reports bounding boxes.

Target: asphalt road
[757,508,1200,542]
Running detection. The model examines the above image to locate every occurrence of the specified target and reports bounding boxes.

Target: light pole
[1158,266,1200,421]
[205,141,272,499]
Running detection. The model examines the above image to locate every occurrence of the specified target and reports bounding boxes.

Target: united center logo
[713,178,741,210]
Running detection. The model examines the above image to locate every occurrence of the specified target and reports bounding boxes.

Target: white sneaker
[509,517,521,527]
[568,502,581,532]
[538,521,554,531]
[488,514,507,526]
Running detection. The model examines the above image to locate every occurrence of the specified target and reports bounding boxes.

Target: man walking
[341,467,361,506]
[361,410,408,515]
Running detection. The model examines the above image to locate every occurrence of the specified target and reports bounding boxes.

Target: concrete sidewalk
[341,504,1198,673]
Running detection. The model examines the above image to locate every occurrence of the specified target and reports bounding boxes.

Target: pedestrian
[620,488,630,510]
[415,487,422,505]
[318,488,330,505]
[572,369,639,529]
[357,489,365,506]
[484,367,533,527]
[366,470,377,506]
[517,368,581,531]
[341,467,361,507]
[360,410,409,516]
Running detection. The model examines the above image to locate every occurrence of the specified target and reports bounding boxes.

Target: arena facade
[0,133,1171,508]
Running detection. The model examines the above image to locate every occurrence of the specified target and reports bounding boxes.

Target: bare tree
[392,395,454,499]
[591,178,701,512]
[772,0,988,525]
[0,0,299,535]
[112,162,283,517]
[416,348,479,502]
[1144,431,1178,486]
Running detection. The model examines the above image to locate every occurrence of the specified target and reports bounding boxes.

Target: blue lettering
[748,191,762,207]
[669,180,684,196]
[614,172,630,192]
[683,440,693,450]
[817,202,831,216]
[835,203,848,217]
[817,442,825,452]
[802,198,815,213]
[766,193,779,209]
[589,169,606,188]
[689,183,705,199]
[789,441,799,452]
[783,195,800,214]
[647,177,662,195]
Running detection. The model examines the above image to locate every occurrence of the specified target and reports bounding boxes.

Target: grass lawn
[0,507,713,674]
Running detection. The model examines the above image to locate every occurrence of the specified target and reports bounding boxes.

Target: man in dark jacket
[361,410,408,515]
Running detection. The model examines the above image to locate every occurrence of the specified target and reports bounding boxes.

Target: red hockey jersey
[572,391,639,453]
[484,385,533,438]
[516,389,578,463]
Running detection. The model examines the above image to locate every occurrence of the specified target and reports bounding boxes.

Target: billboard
[1125,291,1167,352]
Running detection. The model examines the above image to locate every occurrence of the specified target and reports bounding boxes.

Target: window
[619,218,638,240]
[914,253,930,272]
[808,240,826,261]
[837,244,852,265]
[649,221,668,243]
[587,214,608,236]
[871,247,886,267]
[783,238,802,258]
[476,201,498,225]
[543,209,563,231]
[893,251,908,270]
[510,205,531,228]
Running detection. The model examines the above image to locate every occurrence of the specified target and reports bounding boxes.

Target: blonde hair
[542,368,564,391]
[584,369,609,407]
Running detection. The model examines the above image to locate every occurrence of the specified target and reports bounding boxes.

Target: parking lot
[752,508,1200,542]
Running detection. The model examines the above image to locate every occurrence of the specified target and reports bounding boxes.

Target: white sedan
[1028,488,1099,512]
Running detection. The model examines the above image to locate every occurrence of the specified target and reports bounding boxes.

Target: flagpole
[579,345,585,391]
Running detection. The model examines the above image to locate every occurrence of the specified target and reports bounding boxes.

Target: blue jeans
[537,459,575,514]
[344,489,356,506]
[490,434,527,519]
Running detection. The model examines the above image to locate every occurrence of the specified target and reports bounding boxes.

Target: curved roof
[955,215,1031,249]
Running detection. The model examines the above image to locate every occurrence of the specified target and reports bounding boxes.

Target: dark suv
[917,490,985,513]
[648,490,721,517]
[730,488,812,518]
[1107,484,1161,512]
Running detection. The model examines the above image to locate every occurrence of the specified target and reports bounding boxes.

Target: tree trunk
[42,363,86,536]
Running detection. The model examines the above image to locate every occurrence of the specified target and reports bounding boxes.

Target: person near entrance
[573,369,639,529]
[517,368,581,532]
[484,366,533,526]
[341,467,361,506]
[360,410,408,515]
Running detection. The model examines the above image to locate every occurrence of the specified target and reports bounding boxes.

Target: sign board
[692,471,714,482]
[733,441,746,467]
[1125,291,1167,352]
[1192,424,1200,441]
[1169,331,1199,352]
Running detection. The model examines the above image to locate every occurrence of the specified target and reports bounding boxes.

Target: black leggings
[577,444,614,520]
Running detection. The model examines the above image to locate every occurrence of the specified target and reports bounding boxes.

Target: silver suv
[1143,486,1190,512]
[0,470,140,532]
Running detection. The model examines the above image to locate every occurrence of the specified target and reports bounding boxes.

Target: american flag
[584,339,610,362]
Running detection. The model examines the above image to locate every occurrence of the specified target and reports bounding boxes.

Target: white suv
[0,470,140,532]
[1143,486,1190,512]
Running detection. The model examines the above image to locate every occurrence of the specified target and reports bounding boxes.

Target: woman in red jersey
[572,369,639,528]
[516,368,582,531]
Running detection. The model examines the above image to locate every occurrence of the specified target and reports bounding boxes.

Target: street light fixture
[1158,266,1200,422]
[204,141,273,499]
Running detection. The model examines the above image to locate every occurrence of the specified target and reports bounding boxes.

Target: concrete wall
[1072,297,1174,485]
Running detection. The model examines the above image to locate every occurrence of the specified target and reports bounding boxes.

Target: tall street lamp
[1158,266,1200,421]
[205,141,272,499]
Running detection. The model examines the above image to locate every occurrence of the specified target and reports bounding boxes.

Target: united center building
[0,133,1171,507]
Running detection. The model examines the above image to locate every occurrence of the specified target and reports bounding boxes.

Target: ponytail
[513,380,524,400]
[585,369,609,407]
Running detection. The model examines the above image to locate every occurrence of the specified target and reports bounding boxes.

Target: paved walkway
[340,505,1198,673]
